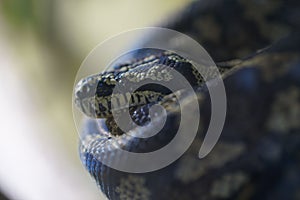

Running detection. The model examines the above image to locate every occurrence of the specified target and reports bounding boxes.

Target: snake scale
[74,0,300,199]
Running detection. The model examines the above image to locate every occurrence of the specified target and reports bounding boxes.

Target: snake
[74,50,235,133]
[74,0,300,199]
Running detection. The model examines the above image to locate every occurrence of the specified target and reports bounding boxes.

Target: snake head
[74,72,117,118]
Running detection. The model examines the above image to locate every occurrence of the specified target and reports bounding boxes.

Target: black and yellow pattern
[76,0,300,199]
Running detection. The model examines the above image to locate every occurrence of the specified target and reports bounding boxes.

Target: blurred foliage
[2,0,36,26]
[1,0,54,34]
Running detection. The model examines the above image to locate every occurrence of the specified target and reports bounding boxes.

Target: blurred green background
[0,1,191,199]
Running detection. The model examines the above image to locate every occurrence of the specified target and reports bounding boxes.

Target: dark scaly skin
[76,0,300,199]
[74,51,235,120]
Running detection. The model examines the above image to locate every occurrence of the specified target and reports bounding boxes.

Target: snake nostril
[75,88,84,100]
[82,85,89,93]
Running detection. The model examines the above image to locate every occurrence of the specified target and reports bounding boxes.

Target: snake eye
[96,81,115,97]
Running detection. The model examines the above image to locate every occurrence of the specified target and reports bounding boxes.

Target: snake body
[75,0,300,199]
[75,51,235,119]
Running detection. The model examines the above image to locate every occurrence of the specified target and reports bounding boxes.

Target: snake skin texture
[76,0,300,199]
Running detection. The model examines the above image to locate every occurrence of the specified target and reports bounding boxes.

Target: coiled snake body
[74,0,300,199]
